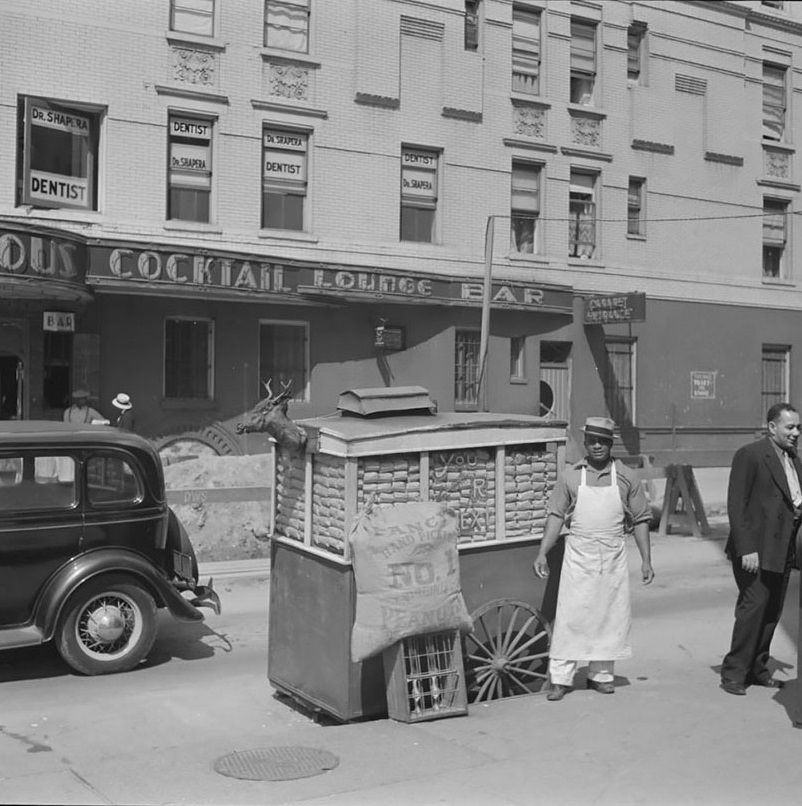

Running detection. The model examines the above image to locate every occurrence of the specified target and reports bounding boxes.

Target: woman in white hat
[112,392,135,432]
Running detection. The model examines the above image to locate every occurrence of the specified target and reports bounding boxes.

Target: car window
[0,454,77,511]
[87,454,143,507]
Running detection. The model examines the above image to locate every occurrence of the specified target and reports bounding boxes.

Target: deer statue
[236,379,307,454]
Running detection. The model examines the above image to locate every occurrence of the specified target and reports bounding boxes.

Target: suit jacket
[726,436,800,572]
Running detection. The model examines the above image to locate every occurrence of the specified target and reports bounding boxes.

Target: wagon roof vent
[336,386,437,418]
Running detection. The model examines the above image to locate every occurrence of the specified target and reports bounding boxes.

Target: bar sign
[43,311,75,332]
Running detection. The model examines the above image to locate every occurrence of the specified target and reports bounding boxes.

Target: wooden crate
[383,631,468,723]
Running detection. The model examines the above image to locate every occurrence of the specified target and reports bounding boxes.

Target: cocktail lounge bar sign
[583,292,646,324]
[88,243,574,314]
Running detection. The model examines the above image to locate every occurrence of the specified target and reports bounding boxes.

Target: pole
[477,216,495,412]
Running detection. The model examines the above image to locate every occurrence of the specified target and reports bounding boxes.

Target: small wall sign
[690,370,716,399]
[43,311,75,332]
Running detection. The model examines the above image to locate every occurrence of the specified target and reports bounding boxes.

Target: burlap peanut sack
[349,501,472,663]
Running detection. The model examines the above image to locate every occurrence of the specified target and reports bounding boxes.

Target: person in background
[533,416,654,701]
[63,389,104,424]
[112,393,135,432]
[720,402,801,695]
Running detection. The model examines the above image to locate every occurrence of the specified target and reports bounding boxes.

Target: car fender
[35,548,205,642]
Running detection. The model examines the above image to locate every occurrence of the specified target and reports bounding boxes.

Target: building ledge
[355,93,399,110]
[632,139,674,155]
[251,98,328,118]
[704,151,743,166]
[155,84,229,104]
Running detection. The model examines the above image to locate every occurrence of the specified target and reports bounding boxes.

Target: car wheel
[56,576,158,675]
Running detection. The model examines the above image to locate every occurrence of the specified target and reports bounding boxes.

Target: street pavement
[4,465,802,806]
[2,514,802,805]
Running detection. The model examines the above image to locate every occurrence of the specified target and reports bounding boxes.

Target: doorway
[0,355,22,420]
[539,341,572,422]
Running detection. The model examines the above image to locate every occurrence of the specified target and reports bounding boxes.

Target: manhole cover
[213,746,339,781]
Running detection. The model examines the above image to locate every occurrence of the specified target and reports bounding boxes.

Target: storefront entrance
[0,319,26,420]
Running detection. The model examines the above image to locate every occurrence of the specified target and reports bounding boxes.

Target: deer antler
[263,378,273,400]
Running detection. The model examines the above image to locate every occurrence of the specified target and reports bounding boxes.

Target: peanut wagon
[267,387,566,721]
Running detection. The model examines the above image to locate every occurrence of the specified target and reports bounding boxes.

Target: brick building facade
[1,0,801,464]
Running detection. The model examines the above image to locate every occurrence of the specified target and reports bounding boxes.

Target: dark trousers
[721,558,792,684]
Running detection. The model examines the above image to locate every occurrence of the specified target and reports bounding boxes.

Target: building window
[763,63,786,142]
[164,318,214,400]
[570,19,596,105]
[569,171,596,258]
[168,115,212,223]
[627,177,645,237]
[511,5,541,95]
[264,0,310,52]
[262,128,307,231]
[43,332,72,412]
[170,0,214,37]
[259,321,308,402]
[627,22,646,85]
[763,198,788,279]
[465,0,480,50]
[604,338,635,426]
[455,330,480,409]
[762,345,790,413]
[510,336,526,381]
[511,161,540,253]
[401,147,438,242]
[17,96,100,210]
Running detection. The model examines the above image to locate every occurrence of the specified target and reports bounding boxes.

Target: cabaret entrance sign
[583,292,646,324]
[88,243,574,314]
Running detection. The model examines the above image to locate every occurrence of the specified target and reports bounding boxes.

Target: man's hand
[641,561,655,585]
[741,551,759,574]
[533,553,549,579]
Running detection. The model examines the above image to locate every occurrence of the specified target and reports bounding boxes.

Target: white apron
[549,462,632,661]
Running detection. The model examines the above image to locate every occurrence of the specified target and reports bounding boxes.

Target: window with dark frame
[170,0,214,37]
[262,128,307,231]
[763,63,786,142]
[164,318,213,399]
[627,177,644,237]
[604,338,635,426]
[465,0,480,50]
[401,148,438,243]
[569,170,596,258]
[762,345,790,414]
[627,22,646,84]
[258,322,308,402]
[264,0,310,52]
[455,330,480,408]
[511,5,541,95]
[570,19,596,105]
[511,161,540,253]
[18,96,100,210]
[168,115,212,223]
[510,336,526,380]
[763,198,788,279]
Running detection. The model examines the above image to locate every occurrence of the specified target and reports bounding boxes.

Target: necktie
[783,450,802,507]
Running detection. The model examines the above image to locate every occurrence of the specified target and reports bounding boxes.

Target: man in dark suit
[721,402,801,695]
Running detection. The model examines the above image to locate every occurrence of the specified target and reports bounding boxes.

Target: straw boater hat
[112,393,132,411]
[582,416,615,440]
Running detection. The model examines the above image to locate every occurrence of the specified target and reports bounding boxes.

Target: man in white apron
[533,416,654,701]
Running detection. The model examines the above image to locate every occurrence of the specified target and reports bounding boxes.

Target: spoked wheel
[464,598,551,703]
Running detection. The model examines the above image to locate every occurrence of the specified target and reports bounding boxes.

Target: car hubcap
[78,596,135,654]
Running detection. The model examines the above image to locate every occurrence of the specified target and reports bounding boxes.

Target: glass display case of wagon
[267,387,566,722]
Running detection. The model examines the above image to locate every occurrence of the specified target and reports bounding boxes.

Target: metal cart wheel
[464,598,552,703]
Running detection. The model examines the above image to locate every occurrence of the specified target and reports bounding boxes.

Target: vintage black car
[0,421,220,675]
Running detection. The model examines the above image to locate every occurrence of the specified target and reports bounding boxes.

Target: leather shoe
[587,679,615,694]
[546,684,569,701]
[748,677,785,689]
[720,679,746,696]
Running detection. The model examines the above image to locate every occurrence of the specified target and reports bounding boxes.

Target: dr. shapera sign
[583,292,646,325]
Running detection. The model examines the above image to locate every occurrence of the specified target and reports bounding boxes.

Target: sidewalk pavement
[191,521,802,806]
[3,523,802,806]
